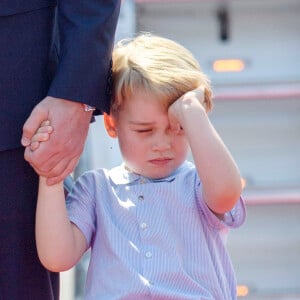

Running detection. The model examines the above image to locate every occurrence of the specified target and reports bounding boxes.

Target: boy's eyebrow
[129,121,154,126]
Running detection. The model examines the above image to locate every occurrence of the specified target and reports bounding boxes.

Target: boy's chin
[142,169,174,180]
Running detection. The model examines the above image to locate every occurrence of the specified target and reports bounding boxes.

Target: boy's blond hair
[111,33,212,113]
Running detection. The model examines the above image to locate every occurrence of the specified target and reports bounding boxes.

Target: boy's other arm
[169,88,242,215]
[36,177,88,272]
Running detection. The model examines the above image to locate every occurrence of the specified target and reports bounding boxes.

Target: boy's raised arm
[168,88,242,215]
[36,177,87,272]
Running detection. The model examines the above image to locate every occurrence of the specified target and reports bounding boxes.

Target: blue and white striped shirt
[67,161,246,300]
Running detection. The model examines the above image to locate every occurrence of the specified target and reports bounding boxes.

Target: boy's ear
[103,113,117,138]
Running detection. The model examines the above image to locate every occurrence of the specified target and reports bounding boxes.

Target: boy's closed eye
[136,128,153,133]
[130,123,154,134]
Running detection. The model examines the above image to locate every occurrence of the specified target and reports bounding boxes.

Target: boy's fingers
[37,125,53,134]
[30,141,40,151]
[41,120,50,125]
[32,132,51,143]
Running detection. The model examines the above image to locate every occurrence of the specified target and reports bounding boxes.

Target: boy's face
[108,90,189,179]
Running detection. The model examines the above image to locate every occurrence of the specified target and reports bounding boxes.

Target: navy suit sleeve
[48,0,121,113]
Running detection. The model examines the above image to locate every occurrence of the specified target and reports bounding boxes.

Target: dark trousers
[0,148,59,299]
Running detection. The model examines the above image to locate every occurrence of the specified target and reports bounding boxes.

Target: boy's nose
[151,134,171,151]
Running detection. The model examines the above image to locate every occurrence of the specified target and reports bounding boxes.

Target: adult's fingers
[21,104,48,146]
[46,156,79,186]
[24,144,54,174]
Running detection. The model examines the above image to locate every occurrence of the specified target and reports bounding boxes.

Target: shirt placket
[135,179,157,292]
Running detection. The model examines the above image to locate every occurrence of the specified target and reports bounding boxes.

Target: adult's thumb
[21,105,48,146]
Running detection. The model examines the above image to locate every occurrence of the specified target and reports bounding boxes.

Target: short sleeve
[196,182,246,230]
[66,172,97,246]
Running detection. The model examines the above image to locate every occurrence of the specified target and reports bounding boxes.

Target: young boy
[32,34,245,299]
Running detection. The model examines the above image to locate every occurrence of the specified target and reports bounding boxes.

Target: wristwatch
[83,104,96,112]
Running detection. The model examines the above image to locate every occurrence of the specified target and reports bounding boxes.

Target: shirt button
[140,222,148,230]
[145,251,152,258]
[138,195,144,201]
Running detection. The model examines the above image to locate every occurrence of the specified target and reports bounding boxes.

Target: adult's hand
[22,96,93,185]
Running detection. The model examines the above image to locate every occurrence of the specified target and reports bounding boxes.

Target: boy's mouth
[149,157,172,166]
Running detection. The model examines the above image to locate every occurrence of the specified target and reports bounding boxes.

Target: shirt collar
[108,163,184,185]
